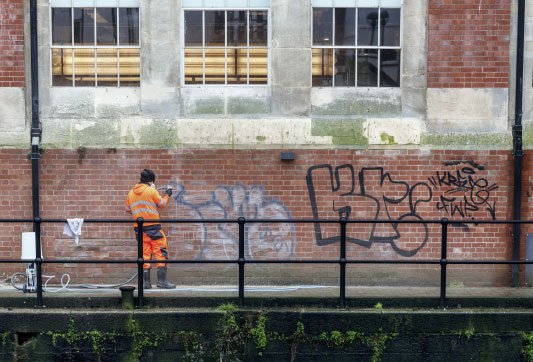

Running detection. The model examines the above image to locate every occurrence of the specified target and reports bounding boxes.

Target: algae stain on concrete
[312,98,401,116]
[122,126,135,145]
[420,133,512,149]
[190,98,225,115]
[138,120,177,148]
[227,98,268,114]
[312,119,368,146]
[256,135,266,142]
[522,122,533,149]
[72,120,120,147]
[380,132,396,145]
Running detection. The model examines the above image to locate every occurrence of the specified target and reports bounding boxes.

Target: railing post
[136,217,144,308]
[34,217,43,308]
[238,217,245,306]
[440,217,449,307]
[339,217,347,308]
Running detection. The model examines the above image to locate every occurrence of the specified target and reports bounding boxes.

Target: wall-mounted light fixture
[280,152,295,161]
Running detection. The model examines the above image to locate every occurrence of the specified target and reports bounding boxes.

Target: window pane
[357,48,377,87]
[74,8,95,45]
[227,48,247,84]
[52,8,72,45]
[184,49,203,84]
[74,48,95,86]
[185,11,203,46]
[97,48,118,87]
[313,8,332,45]
[334,8,355,46]
[205,48,225,84]
[249,11,268,46]
[250,48,267,84]
[96,8,117,45]
[312,48,333,86]
[119,8,139,46]
[335,49,355,86]
[380,49,400,87]
[52,48,73,86]
[227,11,247,47]
[205,11,225,46]
[357,8,378,46]
[119,48,140,86]
[380,8,400,46]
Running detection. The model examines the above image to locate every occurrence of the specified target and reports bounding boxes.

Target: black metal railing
[2,217,533,308]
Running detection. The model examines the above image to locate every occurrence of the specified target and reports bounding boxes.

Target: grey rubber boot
[156,267,176,289]
[143,269,152,289]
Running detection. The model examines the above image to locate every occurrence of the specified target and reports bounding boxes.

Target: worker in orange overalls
[125,169,175,289]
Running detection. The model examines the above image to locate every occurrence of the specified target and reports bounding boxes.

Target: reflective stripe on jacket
[125,183,170,227]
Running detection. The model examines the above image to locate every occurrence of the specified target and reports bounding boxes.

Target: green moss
[121,126,135,145]
[312,119,368,146]
[227,98,268,114]
[190,98,225,115]
[41,118,71,148]
[522,332,533,362]
[522,123,533,149]
[72,120,120,147]
[420,132,512,149]
[380,132,395,145]
[312,98,401,116]
[256,135,266,142]
[138,119,177,148]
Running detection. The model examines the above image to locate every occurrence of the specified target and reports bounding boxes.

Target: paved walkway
[2,284,533,301]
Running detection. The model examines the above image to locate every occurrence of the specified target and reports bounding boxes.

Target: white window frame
[49,0,141,87]
[181,6,271,86]
[311,2,402,88]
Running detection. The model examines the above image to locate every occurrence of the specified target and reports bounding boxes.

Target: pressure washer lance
[156,185,173,191]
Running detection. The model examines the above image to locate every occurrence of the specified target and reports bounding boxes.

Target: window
[312,0,401,87]
[183,1,269,85]
[50,0,140,87]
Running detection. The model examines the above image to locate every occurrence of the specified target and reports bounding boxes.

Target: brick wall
[0,149,521,287]
[427,0,511,88]
[0,0,24,87]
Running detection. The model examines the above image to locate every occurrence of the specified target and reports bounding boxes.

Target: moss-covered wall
[1,308,532,362]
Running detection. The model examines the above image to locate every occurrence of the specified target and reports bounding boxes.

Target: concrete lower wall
[1,308,531,362]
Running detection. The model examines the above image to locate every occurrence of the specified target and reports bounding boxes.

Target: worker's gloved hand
[165,188,173,197]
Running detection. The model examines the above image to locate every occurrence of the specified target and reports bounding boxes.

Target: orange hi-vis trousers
[141,230,168,269]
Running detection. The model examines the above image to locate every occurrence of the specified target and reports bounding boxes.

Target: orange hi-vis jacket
[125,183,170,227]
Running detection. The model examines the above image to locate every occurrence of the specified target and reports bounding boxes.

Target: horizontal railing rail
[2,217,533,308]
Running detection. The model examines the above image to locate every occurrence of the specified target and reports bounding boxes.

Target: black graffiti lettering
[307,160,498,257]
[307,165,431,257]
[430,163,498,228]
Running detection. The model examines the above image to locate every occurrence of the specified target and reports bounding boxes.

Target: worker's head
[140,169,156,184]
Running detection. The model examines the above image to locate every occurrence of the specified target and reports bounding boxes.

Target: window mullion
[202,10,205,85]
[117,48,121,87]
[377,6,380,87]
[246,10,249,85]
[332,8,335,87]
[71,7,75,86]
[225,11,228,85]
[355,7,358,87]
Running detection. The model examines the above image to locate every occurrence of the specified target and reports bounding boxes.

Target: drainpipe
[512,0,525,287]
[29,0,43,304]
[30,0,40,226]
